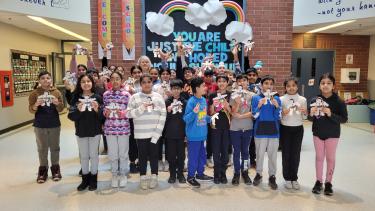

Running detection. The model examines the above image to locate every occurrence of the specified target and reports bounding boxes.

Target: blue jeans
[230,130,252,174]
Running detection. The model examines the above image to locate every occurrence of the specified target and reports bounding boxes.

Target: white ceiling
[293,16,375,35]
[0,11,91,41]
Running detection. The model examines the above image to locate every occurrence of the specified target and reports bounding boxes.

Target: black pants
[137,138,159,176]
[129,119,138,163]
[158,136,168,161]
[102,135,108,151]
[211,128,229,177]
[167,138,185,177]
[249,136,256,165]
[206,126,213,159]
[280,125,304,181]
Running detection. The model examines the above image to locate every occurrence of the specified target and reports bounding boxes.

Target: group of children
[28,44,348,196]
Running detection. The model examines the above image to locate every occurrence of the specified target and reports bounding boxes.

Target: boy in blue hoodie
[183,77,213,188]
[251,75,281,190]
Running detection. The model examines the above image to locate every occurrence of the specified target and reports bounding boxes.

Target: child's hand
[51,96,59,106]
[322,107,331,117]
[271,99,279,108]
[167,105,172,113]
[224,100,231,111]
[310,107,317,116]
[258,98,267,108]
[282,108,290,116]
[232,112,241,119]
[193,103,200,113]
[77,103,84,112]
[91,101,99,112]
[299,107,307,115]
[35,99,44,107]
[234,96,241,105]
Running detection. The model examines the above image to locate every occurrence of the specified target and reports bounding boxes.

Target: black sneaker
[51,165,62,181]
[324,182,334,196]
[241,170,252,185]
[253,173,262,186]
[177,174,186,184]
[187,177,200,188]
[268,175,278,190]
[232,173,240,186]
[213,177,220,184]
[196,174,213,181]
[130,162,139,174]
[312,180,323,194]
[168,177,176,184]
[220,174,228,184]
[37,166,48,184]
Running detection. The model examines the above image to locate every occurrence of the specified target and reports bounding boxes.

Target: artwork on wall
[0,70,14,107]
[341,68,360,83]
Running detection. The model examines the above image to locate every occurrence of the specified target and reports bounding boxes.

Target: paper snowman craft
[38,92,54,107]
[310,97,329,118]
[171,99,183,114]
[286,99,301,115]
[78,96,96,112]
[106,102,120,118]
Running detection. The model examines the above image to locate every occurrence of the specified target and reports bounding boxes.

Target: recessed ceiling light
[307,20,356,33]
[27,15,90,42]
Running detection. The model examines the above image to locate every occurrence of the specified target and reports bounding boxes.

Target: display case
[11,50,47,96]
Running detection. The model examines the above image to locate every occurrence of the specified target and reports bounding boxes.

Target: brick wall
[293,33,370,93]
[90,0,294,91]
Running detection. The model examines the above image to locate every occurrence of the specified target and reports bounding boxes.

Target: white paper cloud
[225,21,253,44]
[146,12,174,36]
[185,0,227,30]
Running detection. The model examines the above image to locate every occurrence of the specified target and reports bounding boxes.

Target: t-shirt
[230,90,254,131]
[208,91,231,129]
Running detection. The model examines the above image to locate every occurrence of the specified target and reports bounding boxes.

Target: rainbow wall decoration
[222,0,245,22]
[159,0,191,15]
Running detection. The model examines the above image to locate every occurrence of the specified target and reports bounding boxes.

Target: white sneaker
[158,160,164,171]
[140,175,148,190]
[111,175,119,188]
[206,158,214,168]
[227,154,233,166]
[285,181,292,189]
[119,175,127,188]
[292,181,300,190]
[149,174,158,189]
[163,161,169,172]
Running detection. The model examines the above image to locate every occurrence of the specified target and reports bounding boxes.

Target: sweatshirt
[103,88,131,136]
[308,93,348,140]
[28,87,64,128]
[127,91,166,143]
[280,94,307,127]
[68,93,103,137]
[183,95,211,141]
[164,96,187,139]
[251,93,282,138]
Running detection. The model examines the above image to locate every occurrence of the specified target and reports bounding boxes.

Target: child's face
[149,69,159,81]
[319,78,334,95]
[141,77,153,93]
[261,79,274,92]
[195,83,206,96]
[171,86,182,99]
[77,66,86,76]
[227,72,234,81]
[218,66,225,74]
[285,80,298,95]
[238,78,249,89]
[160,71,171,82]
[132,68,142,80]
[184,70,193,80]
[247,72,258,84]
[92,73,99,83]
[80,76,93,92]
[39,74,52,88]
[204,74,213,83]
[170,70,176,79]
[110,73,122,89]
[217,78,228,91]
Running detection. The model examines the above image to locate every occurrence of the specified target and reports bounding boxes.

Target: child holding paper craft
[28,71,64,184]
[309,73,348,196]
[68,74,103,191]
[280,77,307,190]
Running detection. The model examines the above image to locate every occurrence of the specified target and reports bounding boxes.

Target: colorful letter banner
[98,0,112,59]
[121,0,135,60]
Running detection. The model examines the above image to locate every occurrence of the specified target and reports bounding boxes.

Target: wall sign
[346,54,354,64]
[0,71,14,107]
[341,68,360,83]
[122,0,135,60]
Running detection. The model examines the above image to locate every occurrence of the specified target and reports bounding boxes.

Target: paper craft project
[153,48,161,58]
[161,81,170,92]
[244,40,255,52]
[106,42,114,50]
[145,96,154,112]
[99,67,112,78]
[182,43,194,57]
[231,86,246,100]
[125,77,135,87]
[78,96,96,112]
[201,54,215,71]
[106,102,120,118]
[211,112,220,126]
[171,99,183,114]
[146,12,175,36]
[38,92,54,107]
[63,71,77,86]
[213,93,227,112]
[263,89,278,105]
[74,44,87,55]
[286,99,301,116]
[185,0,227,30]
[310,97,329,118]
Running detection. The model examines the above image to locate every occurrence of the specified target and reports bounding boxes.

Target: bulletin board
[0,70,14,107]
[11,50,47,96]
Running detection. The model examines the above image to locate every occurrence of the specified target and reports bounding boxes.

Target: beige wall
[369,35,375,99]
[0,22,61,131]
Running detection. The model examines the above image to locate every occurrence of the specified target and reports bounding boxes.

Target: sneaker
[149,174,158,189]
[232,173,240,186]
[206,158,214,168]
[241,171,252,185]
[119,175,127,188]
[37,166,48,184]
[285,181,293,189]
[253,173,262,186]
[163,161,169,172]
[140,175,148,190]
[220,174,228,184]
[187,177,200,188]
[213,177,220,184]
[158,160,164,171]
[130,162,139,174]
[324,182,333,196]
[177,174,186,184]
[50,165,62,181]
[111,175,119,188]
[168,176,176,184]
[196,174,213,181]
[268,175,278,190]
[292,181,300,190]
[312,180,323,194]
[227,154,233,166]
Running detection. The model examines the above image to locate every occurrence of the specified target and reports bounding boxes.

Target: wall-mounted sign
[341,68,360,83]
[346,54,353,64]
